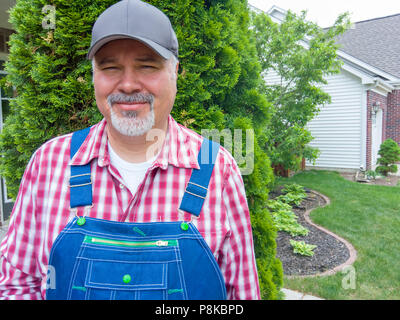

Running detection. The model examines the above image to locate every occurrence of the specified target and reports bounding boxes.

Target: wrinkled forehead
[94,39,166,64]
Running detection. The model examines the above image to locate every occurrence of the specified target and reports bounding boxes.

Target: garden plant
[267,183,317,256]
[375,138,400,176]
[278,170,400,300]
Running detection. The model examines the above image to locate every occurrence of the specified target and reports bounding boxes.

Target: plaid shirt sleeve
[219,158,261,300]
[0,152,43,299]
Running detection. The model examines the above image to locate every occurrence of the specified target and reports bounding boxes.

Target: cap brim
[87,34,174,60]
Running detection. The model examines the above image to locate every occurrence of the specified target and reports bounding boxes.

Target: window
[0,61,14,127]
[0,28,14,54]
[0,60,15,221]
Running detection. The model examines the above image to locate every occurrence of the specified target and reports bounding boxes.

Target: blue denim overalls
[46,128,227,300]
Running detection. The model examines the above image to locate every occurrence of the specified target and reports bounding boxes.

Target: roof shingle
[335,14,400,79]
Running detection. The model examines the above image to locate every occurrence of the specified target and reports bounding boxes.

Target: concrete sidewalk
[281,288,324,300]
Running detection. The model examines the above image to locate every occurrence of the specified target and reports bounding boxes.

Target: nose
[117,68,143,94]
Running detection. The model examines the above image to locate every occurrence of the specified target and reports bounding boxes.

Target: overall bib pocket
[68,235,185,300]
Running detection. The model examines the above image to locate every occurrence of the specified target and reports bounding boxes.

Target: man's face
[93,39,178,137]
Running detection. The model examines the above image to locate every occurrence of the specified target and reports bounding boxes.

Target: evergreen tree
[375,139,400,176]
[0,0,282,299]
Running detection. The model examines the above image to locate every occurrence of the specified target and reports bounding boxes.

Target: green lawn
[275,170,400,300]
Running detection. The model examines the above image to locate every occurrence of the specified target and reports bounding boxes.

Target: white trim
[266,5,288,24]
[360,88,368,170]
[248,4,263,14]
[341,63,375,84]
[370,87,390,97]
[364,78,395,97]
[371,108,383,169]
[266,5,287,15]
[337,50,400,82]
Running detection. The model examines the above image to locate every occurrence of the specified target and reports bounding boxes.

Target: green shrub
[366,170,377,180]
[375,139,400,176]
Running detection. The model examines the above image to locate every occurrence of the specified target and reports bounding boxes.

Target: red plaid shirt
[0,116,260,300]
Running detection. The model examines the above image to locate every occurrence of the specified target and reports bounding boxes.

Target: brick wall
[387,89,400,145]
[366,90,387,170]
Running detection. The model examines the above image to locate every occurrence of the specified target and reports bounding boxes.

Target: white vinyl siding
[263,68,364,170]
[306,70,363,169]
[263,69,282,87]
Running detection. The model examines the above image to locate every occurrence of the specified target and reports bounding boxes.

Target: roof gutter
[337,50,400,82]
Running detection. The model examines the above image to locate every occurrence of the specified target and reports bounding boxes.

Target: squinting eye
[100,65,119,71]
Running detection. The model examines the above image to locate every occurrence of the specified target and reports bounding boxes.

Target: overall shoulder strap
[179,138,220,217]
[69,127,93,209]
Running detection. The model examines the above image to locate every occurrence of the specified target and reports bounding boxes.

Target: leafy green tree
[375,139,400,176]
[252,9,351,172]
[0,0,282,299]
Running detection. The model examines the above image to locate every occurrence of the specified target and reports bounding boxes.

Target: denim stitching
[66,240,87,299]
[85,260,93,300]
[81,245,178,253]
[174,241,188,300]
[79,244,178,255]
[86,263,167,289]
[63,227,203,242]
[188,223,227,299]
[77,257,181,264]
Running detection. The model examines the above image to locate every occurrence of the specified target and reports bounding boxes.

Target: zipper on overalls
[83,236,177,247]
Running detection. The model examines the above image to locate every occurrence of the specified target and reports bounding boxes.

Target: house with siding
[263,6,400,172]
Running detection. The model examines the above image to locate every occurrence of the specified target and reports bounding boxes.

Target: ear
[175,61,179,78]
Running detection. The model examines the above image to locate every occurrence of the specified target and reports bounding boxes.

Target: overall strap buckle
[179,139,220,217]
[69,127,93,209]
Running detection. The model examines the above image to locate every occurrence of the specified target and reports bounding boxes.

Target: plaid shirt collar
[69,115,201,170]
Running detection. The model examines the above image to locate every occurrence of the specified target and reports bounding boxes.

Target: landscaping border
[286,190,357,279]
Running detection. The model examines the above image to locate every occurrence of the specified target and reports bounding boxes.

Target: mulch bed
[270,187,350,277]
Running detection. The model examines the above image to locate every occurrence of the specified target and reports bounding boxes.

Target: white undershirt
[108,142,157,195]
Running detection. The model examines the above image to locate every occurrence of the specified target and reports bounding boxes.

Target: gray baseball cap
[87,0,178,60]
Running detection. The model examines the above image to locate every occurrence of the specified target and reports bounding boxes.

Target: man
[0,0,260,300]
